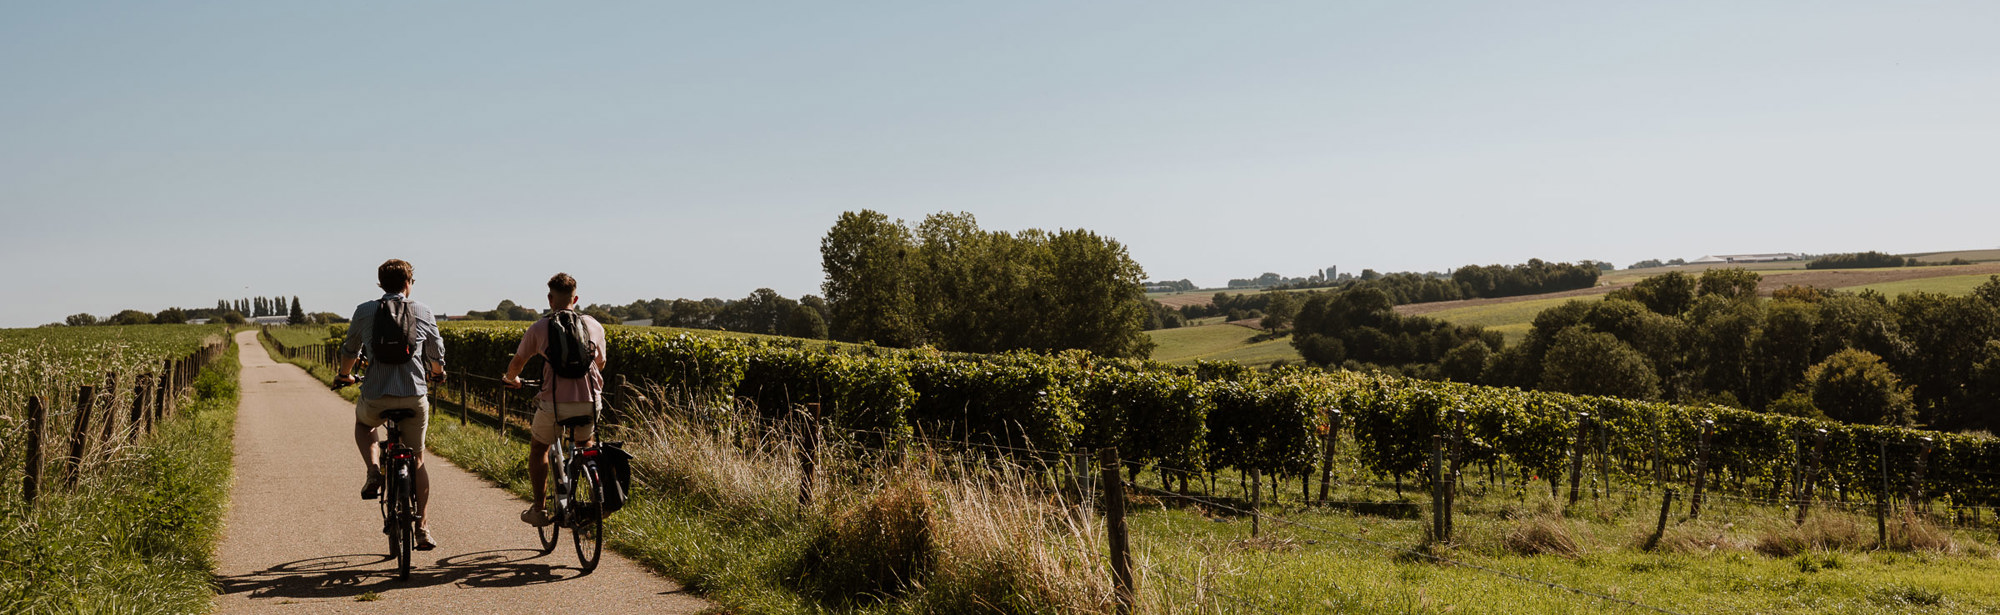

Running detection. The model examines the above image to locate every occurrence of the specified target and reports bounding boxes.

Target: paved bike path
[214,330,712,613]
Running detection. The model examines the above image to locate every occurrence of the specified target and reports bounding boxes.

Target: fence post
[22,396,46,506]
[1099,448,1135,615]
[1318,409,1341,504]
[98,372,119,445]
[1644,489,1677,551]
[151,370,167,431]
[161,358,177,419]
[1567,413,1588,508]
[131,375,151,436]
[62,385,95,489]
[797,403,820,508]
[1877,439,1891,546]
[1690,420,1713,519]
[1798,429,1825,525]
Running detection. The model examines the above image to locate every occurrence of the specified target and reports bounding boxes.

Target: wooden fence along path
[17,339,228,507]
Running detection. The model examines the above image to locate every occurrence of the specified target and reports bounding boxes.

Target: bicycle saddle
[557,415,596,427]
[380,409,418,422]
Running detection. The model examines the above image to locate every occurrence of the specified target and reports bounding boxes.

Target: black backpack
[370,298,416,365]
[545,310,595,379]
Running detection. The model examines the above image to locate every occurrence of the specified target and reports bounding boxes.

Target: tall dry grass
[617,386,1121,614]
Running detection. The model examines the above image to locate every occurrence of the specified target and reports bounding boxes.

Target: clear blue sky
[4,2,1996,327]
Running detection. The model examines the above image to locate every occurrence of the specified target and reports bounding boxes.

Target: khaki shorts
[357,395,429,451]
[532,400,598,445]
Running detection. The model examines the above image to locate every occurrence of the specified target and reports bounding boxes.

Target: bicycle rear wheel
[392,463,414,581]
[571,461,603,572]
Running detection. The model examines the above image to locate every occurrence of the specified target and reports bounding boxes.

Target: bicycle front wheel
[537,447,562,553]
[571,461,603,572]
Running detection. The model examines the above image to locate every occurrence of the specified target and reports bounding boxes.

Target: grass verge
[0,337,241,614]
[422,386,1120,614]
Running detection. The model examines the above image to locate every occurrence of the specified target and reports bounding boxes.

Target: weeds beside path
[0,334,240,614]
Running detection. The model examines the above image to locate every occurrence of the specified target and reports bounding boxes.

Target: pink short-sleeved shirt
[516,314,608,403]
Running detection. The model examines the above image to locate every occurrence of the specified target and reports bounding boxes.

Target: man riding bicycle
[335,259,447,550]
[503,272,607,527]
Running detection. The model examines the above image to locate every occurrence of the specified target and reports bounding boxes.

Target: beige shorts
[357,395,429,451]
[532,400,598,445]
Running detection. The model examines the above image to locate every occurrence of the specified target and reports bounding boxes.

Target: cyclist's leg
[354,397,386,471]
[529,401,559,507]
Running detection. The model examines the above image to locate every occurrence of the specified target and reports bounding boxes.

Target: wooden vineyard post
[1250,467,1262,539]
[1912,437,1933,517]
[1448,409,1464,539]
[797,403,821,507]
[1567,413,1588,508]
[1318,409,1341,504]
[1099,448,1135,615]
[98,372,119,445]
[1798,429,1825,525]
[1877,439,1891,546]
[457,378,468,426]
[1431,434,1449,543]
[1690,420,1713,519]
[1645,489,1677,551]
[22,396,46,506]
[62,385,95,489]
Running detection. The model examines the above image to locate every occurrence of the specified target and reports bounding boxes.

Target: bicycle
[507,378,605,572]
[334,375,421,582]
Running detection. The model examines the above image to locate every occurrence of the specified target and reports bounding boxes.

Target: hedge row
[408,323,2000,508]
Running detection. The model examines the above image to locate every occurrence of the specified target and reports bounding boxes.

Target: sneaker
[361,470,383,500]
[520,507,553,527]
[415,527,438,551]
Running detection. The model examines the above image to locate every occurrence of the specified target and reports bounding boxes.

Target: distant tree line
[1468,270,2000,431]
[821,210,1154,358]
[1146,279,1197,292]
[1277,268,2000,431]
[1288,287,1501,379]
[1807,251,1913,269]
[58,295,339,327]
[1176,259,1602,324]
[1628,258,1688,270]
[462,290,834,340]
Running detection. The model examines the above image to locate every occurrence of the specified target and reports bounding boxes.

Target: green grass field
[1149,324,1305,367]
[1835,273,1999,297]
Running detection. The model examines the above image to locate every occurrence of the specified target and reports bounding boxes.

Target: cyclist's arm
[337,304,368,381]
[501,321,542,386]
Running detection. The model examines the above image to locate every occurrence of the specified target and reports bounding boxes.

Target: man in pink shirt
[502,272,608,526]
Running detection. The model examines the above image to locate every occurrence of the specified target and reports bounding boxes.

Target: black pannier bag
[591,441,635,515]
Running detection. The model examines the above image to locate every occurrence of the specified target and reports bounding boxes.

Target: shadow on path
[214,549,590,600]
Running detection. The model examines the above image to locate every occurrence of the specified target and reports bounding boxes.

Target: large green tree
[1538,326,1661,400]
[821,210,924,347]
[1802,349,1915,426]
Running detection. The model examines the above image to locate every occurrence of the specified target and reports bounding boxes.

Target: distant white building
[1689,253,1802,264]
[622,319,654,327]
[250,316,291,326]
